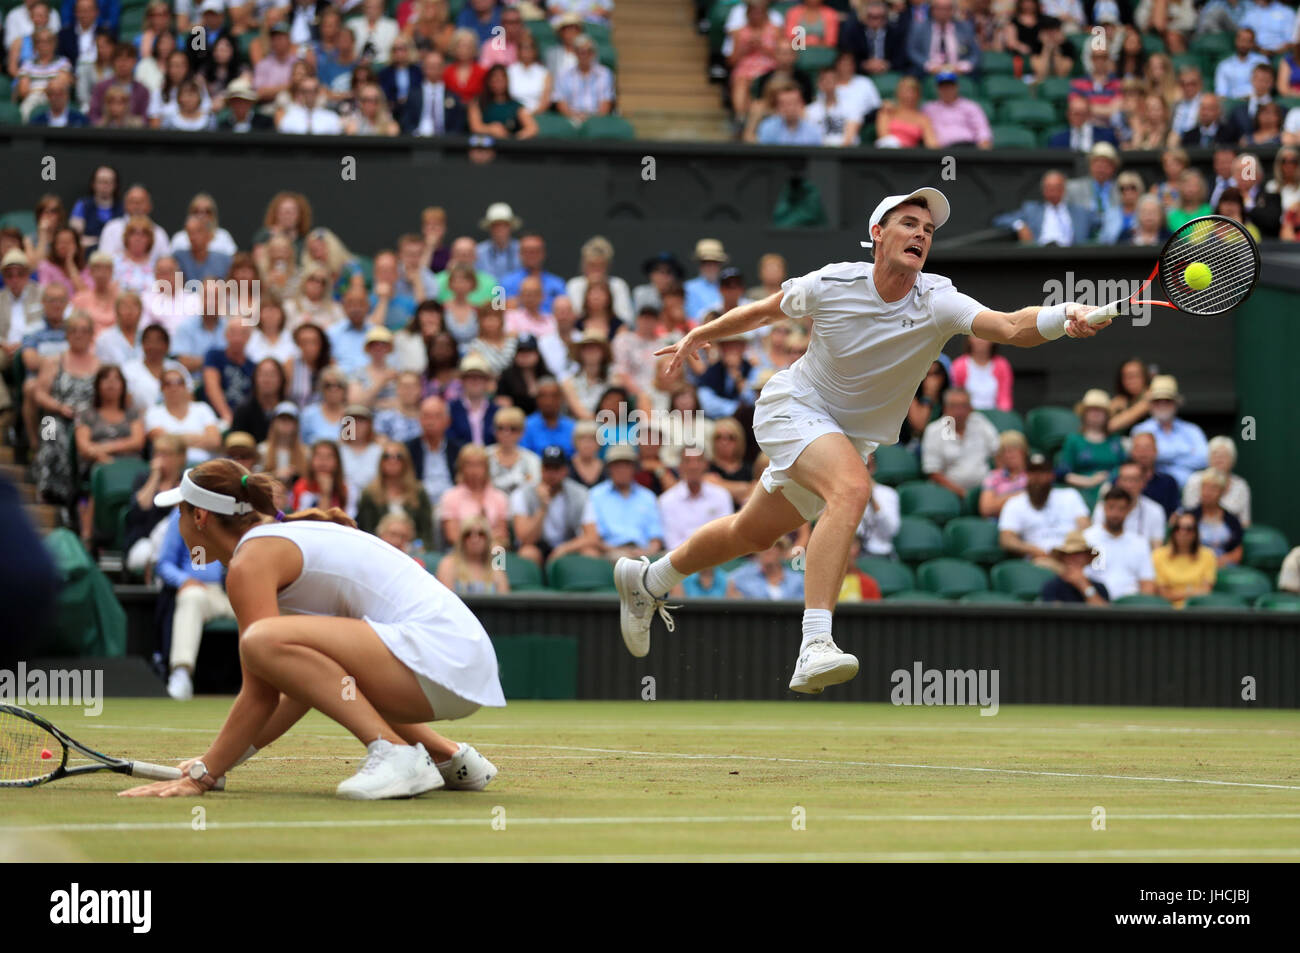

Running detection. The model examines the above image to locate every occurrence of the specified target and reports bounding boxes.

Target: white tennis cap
[154,468,255,515]
[862,187,952,247]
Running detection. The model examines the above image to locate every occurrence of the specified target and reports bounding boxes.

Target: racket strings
[1160,218,1259,315]
[0,711,58,784]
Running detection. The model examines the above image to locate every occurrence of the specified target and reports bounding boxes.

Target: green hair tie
[241,474,250,487]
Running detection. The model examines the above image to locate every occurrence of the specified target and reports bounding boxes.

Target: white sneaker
[437,743,497,791]
[789,640,859,695]
[166,668,193,701]
[336,740,446,800]
[613,556,677,658]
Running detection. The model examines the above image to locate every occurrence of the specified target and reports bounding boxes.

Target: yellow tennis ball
[1184,262,1212,290]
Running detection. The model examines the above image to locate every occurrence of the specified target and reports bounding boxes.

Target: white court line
[485,743,1300,791]
[6,813,1300,835]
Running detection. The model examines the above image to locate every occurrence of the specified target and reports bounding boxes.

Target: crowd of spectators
[4,0,619,137]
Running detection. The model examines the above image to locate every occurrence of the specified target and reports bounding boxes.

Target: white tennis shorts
[753,389,878,522]
[415,675,481,721]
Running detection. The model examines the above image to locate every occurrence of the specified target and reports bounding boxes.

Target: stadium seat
[1140,33,1166,55]
[90,458,150,549]
[886,589,950,602]
[963,485,982,516]
[1212,565,1273,601]
[916,558,989,599]
[990,559,1055,601]
[796,47,838,74]
[991,124,1037,148]
[535,112,583,138]
[894,515,944,563]
[854,555,914,596]
[943,516,1004,565]
[1255,592,1300,611]
[596,41,618,71]
[1185,593,1250,610]
[871,444,920,486]
[0,102,23,125]
[959,590,1022,605]
[999,98,1056,131]
[897,480,962,525]
[707,0,742,56]
[980,51,1016,76]
[1114,593,1173,608]
[1189,33,1233,60]
[979,409,1026,435]
[581,115,636,140]
[0,208,37,235]
[872,72,902,99]
[983,74,1031,102]
[1025,405,1079,455]
[504,551,546,591]
[1036,76,1072,107]
[971,97,996,122]
[546,554,616,592]
[1242,525,1289,572]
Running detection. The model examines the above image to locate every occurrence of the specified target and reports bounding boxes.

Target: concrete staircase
[614,0,731,142]
[0,444,60,532]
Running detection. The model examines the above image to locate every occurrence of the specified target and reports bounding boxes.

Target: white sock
[435,742,465,768]
[644,554,687,599]
[801,609,833,650]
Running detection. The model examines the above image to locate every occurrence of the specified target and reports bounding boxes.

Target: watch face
[189,761,207,780]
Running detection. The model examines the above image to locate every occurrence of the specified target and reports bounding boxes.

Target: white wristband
[1036,304,1069,341]
[233,744,258,767]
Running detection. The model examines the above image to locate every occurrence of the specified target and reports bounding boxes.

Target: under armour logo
[901,317,915,328]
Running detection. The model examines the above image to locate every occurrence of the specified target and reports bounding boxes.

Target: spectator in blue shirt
[173,215,232,283]
[1130,375,1209,488]
[456,0,501,43]
[683,237,727,322]
[697,333,758,420]
[553,36,614,123]
[475,202,522,283]
[20,283,71,375]
[752,83,823,146]
[154,507,232,700]
[500,233,566,311]
[202,320,255,430]
[328,285,380,376]
[727,540,805,600]
[1239,0,1297,55]
[584,444,664,558]
[677,567,730,599]
[521,377,576,456]
[1214,28,1269,97]
[1039,531,1110,604]
[172,300,226,376]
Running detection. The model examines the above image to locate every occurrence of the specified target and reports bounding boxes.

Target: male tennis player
[615,187,1110,693]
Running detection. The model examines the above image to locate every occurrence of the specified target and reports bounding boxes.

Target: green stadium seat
[90,458,150,548]
[1255,592,1300,611]
[943,516,1004,565]
[0,102,23,125]
[1185,593,1250,610]
[596,41,618,71]
[991,124,1037,148]
[981,50,1016,76]
[854,555,914,597]
[1141,33,1166,55]
[1036,76,1072,107]
[796,46,838,74]
[584,22,613,46]
[1278,96,1300,113]
[894,515,944,563]
[119,6,145,35]
[972,97,996,122]
[979,409,1026,435]
[983,74,1032,102]
[0,209,37,235]
[886,589,950,603]
[1189,33,1233,59]
[1242,525,1289,572]
[1212,565,1273,601]
[546,554,615,593]
[872,72,902,99]
[535,112,583,138]
[1115,593,1173,608]
[708,0,742,56]
[1025,405,1079,455]
[963,485,982,517]
[916,558,989,599]
[504,551,546,591]
[871,444,920,486]
[959,590,1023,605]
[581,115,636,140]
[990,559,1056,601]
[1000,98,1056,131]
[898,480,962,525]
[1219,97,1245,120]
[1170,53,1202,79]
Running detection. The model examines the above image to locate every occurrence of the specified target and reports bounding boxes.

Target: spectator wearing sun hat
[1131,375,1208,488]
[448,352,497,447]
[1060,387,1125,496]
[221,429,260,471]
[350,325,399,410]
[584,443,663,560]
[216,78,273,132]
[684,238,728,322]
[553,34,614,124]
[1040,530,1110,605]
[475,202,522,283]
[1066,142,1122,232]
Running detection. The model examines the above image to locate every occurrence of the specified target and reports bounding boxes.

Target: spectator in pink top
[728,0,782,119]
[979,430,1030,518]
[478,4,523,67]
[785,0,838,48]
[439,443,510,545]
[504,275,557,338]
[253,24,298,104]
[949,335,1014,411]
[922,71,992,149]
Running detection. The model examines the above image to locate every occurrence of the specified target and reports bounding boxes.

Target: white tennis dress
[755,261,986,520]
[233,521,506,718]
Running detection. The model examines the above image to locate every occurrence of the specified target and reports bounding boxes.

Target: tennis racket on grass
[0,704,224,789]
[1085,215,1261,325]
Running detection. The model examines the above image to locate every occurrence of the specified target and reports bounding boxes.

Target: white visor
[154,469,255,515]
[861,187,952,248]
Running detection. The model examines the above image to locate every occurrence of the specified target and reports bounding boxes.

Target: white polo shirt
[998,487,1089,553]
[776,262,986,445]
[1084,524,1155,600]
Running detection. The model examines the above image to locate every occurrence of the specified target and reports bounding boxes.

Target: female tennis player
[120,458,506,800]
[616,186,1111,694]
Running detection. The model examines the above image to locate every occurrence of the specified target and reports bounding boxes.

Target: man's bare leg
[655,481,807,582]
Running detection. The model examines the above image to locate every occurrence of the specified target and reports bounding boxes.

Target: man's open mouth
[903,243,924,259]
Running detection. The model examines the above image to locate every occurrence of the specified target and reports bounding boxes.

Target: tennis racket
[1086,215,1261,325]
[0,704,224,789]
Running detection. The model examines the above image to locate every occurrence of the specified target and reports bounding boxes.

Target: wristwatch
[1083,585,1097,598]
[188,760,217,791]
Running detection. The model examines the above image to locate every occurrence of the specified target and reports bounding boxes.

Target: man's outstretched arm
[972,303,1108,348]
